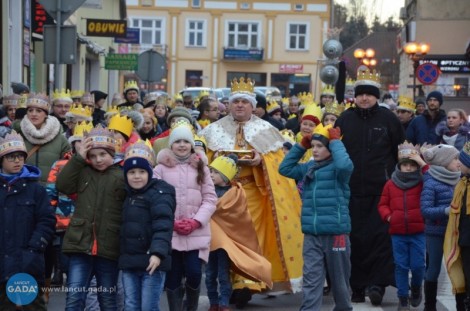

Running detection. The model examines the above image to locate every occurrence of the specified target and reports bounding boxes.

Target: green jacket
[57,154,126,261]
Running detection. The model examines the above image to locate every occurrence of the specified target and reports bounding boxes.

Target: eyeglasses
[207,109,219,112]
[4,153,26,162]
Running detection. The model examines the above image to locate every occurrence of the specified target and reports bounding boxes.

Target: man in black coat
[335,70,405,306]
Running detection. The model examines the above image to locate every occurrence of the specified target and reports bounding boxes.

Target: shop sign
[105,54,138,71]
[419,58,470,74]
[86,19,127,37]
[279,64,303,73]
[223,48,263,61]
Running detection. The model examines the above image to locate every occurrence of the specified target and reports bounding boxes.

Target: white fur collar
[20,115,61,145]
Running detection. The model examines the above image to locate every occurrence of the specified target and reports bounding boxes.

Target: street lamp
[404,42,430,100]
[354,48,377,69]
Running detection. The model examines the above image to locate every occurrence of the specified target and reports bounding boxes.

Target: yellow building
[126,0,332,97]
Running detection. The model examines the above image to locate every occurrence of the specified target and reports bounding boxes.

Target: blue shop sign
[223,48,264,61]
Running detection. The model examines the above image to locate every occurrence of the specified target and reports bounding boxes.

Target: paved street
[47,263,457,311]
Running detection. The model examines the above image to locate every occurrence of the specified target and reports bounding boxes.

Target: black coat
[119,178,176,272]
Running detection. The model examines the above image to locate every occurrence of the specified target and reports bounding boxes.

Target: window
[186,20,206,47]
[287,22,309,50]
[227,22,260,49]
[131,18,165,45]
[192,0,201,8]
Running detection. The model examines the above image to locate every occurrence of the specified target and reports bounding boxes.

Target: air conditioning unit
[241,3,250,10]
[399,7,408,20]
[294,4,304,11]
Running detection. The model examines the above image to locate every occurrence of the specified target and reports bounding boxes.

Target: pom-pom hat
[422,144,459,168]
[169,124,195,148]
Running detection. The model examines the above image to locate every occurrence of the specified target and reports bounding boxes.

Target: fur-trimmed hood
[156,148,208,168]
[436,120,470,136]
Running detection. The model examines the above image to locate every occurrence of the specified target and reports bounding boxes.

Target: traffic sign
[416,63,439,85]
[38,0,86,22]
[136,50,166,82]
[105,54,138,71]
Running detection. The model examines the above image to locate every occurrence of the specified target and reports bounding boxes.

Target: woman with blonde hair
[436,108,470,151]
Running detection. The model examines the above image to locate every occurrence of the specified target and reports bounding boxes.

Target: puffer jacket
[278,141,353,235]
[119,178,176,271]
[378,178,424,235]
[435,120,470,151]
[57,154,126,261]
[0,165,56,285]
[406,109,446,145]
[153,149,216,262]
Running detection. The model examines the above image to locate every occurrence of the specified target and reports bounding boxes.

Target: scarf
[428,165,461,186]
[450,175,470,215]
[391,166,422,190]
[174,153,191,163]
[304,157,333,183]
[20,115,61,145]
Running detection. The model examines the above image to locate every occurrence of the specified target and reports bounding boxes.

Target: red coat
[378,180,425,235]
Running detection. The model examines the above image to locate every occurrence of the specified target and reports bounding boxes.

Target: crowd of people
[0,71,469,311]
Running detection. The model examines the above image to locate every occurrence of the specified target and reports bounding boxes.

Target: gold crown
[2,94,21,107]
[81,92,95,106]
[198,90,210,100]
[65,103,93,121]
[69,121,94,144]
[123,80,139,93]
[267,100,281,114]
[281,97,289,105]
[197,119,211,129]
[124,139,156,167]
[210,155,239,182]
[26,92,50,112]
[84,124,116,151]
[0,130,27,158]
[302,103,323,125]
[312,123,333,140]
[355,69,381,88]
[321,85,336,97]
[397,96,416,113]
[398,140,420,160]
[105,106,121,118]
[174,93,183,101]
[324,101,345,116]
[287,113,297,120]
[108,114,134,138]
[298,92,315,108]
[194,134,207,151]
[171,119,195,134]
[17,94,28,108]
[280,129,295,143]
[52,88,72,102]
[346,77,355,86]
[70,90,84,99]
[230,77,255,95]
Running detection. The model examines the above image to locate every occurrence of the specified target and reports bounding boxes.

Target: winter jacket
[378,178,425,235]
[57,154,126,261]
[406,109,446,145]
[421,171,454,236]
[153,149,217,262]
[335,104,405,196]
[278,141,353,235]
[435,120,470,151]
[0,165,56,285]
[119,178,176,272]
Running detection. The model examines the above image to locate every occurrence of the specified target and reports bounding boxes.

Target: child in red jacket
[378,141,428,310]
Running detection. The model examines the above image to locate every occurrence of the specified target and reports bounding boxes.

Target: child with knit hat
[153,123,216,311]
[377,141,428,310]
[0,131,55,310]
[444,141,470,310]
[421,144,461,310]
[279,124,353,311]
[56,125,126,310]
[119,140,176,311]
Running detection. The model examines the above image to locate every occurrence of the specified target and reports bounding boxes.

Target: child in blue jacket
[279,124,353,311]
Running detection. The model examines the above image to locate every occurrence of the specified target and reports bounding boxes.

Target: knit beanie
[426,91,443,106]
[423,144,459,167]
[459,142,470,169]
[169,126,194,148]
[166,107,193,125]
[123,157,153,185]
[354,84,380,99]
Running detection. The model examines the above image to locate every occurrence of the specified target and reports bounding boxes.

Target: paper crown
[298,92,315,108]
[171,119,195,134]
[65,103,93,121]
[287,113,297,120]
[398,141,420,160]
[68,121,93,144]
[355,69,381,88]
[280,129,295,143]
[84,124,116,152]
[267,100,281,114]
[173,93,183,102]
[17,94,28,109]
[397,96,416,113]
[144,92,167,107]
[324,101,345,116]
[108,114,133,138]
[26,92,50,112]
[70,90,84,99]
[198,90,210,100]
[312,123,333,140]
[81,92,95,106]
[302,103,323,125]
[52,89,72,102]
[194,134,207,151]
[0,130,27,158]
[281,97,289,105]
[419,143,434,155]
[111,93,125,106]
[345,77,355,86]
[321,85,335,97]
[210,155,238,181]
[230,77,255,95]
[105,105,121,118]
[123,80,139,93]
[124,139,156,167]
[2,94,21,107]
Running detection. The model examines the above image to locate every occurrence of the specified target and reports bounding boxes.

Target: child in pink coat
[153,124,217,311]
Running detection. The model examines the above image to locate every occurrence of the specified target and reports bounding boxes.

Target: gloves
[328,127,341,141]
[173,220,188,235]
[174,219,201,235]
[300,134,312,149]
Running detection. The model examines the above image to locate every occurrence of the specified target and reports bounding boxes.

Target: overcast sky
[335,0,405,23]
